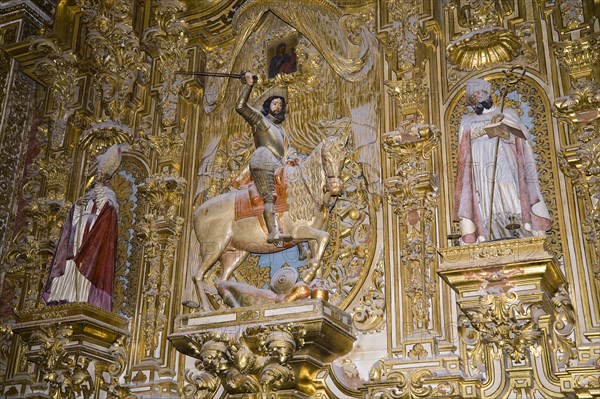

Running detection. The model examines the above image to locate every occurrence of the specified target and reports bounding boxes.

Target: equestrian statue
[182,71,349,311]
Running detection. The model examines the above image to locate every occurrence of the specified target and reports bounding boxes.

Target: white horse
[183,132,349,311]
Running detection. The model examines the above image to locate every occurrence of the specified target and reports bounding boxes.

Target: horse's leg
[219,248,249,281]
[294,226,330,283]
[182,240,224,311]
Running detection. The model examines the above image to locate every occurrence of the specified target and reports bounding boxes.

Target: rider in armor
[236,71,295,244]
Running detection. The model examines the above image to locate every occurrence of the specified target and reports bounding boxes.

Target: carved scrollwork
[368,363,456,398]
[27,324,95,399]
[76,0,150,125]
[105,336,135,399]
[352,257,385,333]
[550,284,577,369]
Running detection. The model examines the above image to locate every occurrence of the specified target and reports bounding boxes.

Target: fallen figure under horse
[182,131,349,311]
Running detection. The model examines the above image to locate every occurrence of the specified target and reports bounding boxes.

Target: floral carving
[352,257,385,333]
[461,292,543,362]
[29,325,95,399]
[77,0,150,125]
[142,0,189,128]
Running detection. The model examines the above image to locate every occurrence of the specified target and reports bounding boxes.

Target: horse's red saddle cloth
[235,167,289,220]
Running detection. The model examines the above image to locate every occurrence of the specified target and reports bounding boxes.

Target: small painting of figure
[267,37,298,79]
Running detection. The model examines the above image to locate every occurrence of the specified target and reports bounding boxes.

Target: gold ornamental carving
[352,257,385,333]
[184,324,305,397]
[444,1,522,71]
[439,238,584,397]
[142,0,189,129]
[76,0,150,126]
[365,365,456,399]
[383,124,440,330]
[553,32,600,80]
[554,79,600,278]
[28,324,95,399]
[446,27,521,71]
[29,37,79,149]
[557,0,585,30]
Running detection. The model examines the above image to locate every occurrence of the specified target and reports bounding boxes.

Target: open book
[484,118,527,140]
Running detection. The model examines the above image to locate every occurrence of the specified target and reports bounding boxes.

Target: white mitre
[96,144,123,177]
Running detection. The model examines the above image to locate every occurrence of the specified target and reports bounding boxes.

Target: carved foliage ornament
[30,37,79,148]
[29,325,95,399]
[142,0,189,128]
[183,324,306,397]
[77,0,150,125]
[368,364,456,398]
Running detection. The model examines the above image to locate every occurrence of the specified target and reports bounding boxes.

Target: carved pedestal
[438,237,595,398]
[5,303,128,399]
[170,299,355,398]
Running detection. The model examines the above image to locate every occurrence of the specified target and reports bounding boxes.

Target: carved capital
[553,32,600,80]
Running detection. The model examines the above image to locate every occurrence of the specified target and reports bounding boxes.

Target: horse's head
[321,125,350,196]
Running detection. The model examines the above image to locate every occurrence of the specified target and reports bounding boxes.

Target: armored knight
[236,71,295,244]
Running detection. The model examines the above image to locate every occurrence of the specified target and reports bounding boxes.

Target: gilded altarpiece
[0,0,598,398]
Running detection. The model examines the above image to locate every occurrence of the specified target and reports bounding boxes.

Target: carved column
[548,0,600,374]
[128,0,189,395]
[553,80,600,387]
[554,81,600,279]
[367,125,469,398]
[383,126,439,334]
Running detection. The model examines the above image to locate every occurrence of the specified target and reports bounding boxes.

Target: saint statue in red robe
[42,144,122,311]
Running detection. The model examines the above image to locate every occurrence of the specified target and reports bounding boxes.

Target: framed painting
[266,33,299,79]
